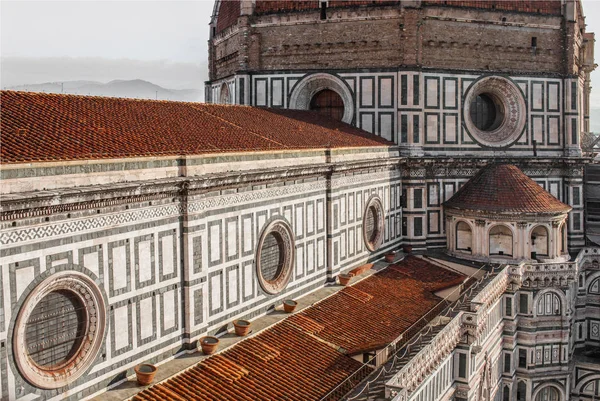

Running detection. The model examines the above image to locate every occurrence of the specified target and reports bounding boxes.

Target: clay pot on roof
[199,336,220,355]
[233,319,251,336]
[338,273,352,286]
[385,251,396,263]
[134,363,157,386]
[283,299,298,313]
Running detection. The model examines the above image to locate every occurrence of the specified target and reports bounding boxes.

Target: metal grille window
[365,205,378,245]
[25,290,87,368]
[260,232,285,282]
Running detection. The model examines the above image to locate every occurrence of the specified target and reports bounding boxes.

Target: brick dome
[443,164,571,215]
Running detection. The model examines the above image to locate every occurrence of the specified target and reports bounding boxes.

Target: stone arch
[517,380,527,401]
[219,82,231,104]
[533,288,566,317]
[455,220,473,253]
[558,222,567,255]
[532,382,565,401]
[289,73,355,124]
[587,271,600,294]
[530,224,550,257]
[575,374,600,395]
[488,224,514,257]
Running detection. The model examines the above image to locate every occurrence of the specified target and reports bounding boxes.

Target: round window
[469,93,504,132]
[25,290,87,369]
[256,220,295,295]
[363,196,384,252]
[463,76,526,147]
[13,271,106,389]
[260,232,285,282]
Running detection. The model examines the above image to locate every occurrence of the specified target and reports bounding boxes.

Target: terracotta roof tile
[133,258,464,401]
[0,91,392,164]
[389,256,465,292]
[443,164,572,215]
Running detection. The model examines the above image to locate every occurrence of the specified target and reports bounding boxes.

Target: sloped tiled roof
[0,91,392,164]
[132,257,464,401]
[443,164,572,215]
[390,256,466,292]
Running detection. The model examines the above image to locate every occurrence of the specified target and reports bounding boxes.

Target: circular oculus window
[256,220,295,295]
[13,271,106,389]
[363,196,385,252]
[463,76,526,147]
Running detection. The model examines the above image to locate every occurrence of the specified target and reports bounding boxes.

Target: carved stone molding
[463,76,527,148]
[288,73,354,124]
[13,270,106,389]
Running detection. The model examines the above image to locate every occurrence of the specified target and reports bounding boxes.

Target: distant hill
[6,79,203,102]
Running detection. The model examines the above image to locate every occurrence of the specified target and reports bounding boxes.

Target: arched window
[219,83,231,104]
[456,221,472,253]
[489,225,513,256]
[517,381,527,401]
[537,292,561,316]
[531,226,549,257]
[589,277,600,294]
[559,223,567,255]
[309,89,344,121]
[535,386,560,401]
[582,379,600,396]
[503,385,511,401]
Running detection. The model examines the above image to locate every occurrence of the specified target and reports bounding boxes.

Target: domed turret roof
[443,164,571,215]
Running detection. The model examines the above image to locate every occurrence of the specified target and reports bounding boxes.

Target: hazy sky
[1,0,599,114]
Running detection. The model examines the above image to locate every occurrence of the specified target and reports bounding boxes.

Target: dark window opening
[505,297,512,316]
[504,353,511,373]
[458,353,467,378]
[414,217,423,237]
[518,349,527,368]
[310,89,344,121]
[320,1,327,20]
[470,94,502,131]
[402,216,408,237]
[531,37,537,47]
[503,386,510,401]
[413,189,423,209]
[519,293,528,314]
[517,381,527,401]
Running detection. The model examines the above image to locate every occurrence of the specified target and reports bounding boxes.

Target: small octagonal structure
[444,164,572,263]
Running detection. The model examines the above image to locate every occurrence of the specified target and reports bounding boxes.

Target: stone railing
[469,268,509,312]
[384,268,505,401]
[386,315,462,399]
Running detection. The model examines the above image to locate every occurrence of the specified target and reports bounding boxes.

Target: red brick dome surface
[443,164,571,215]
